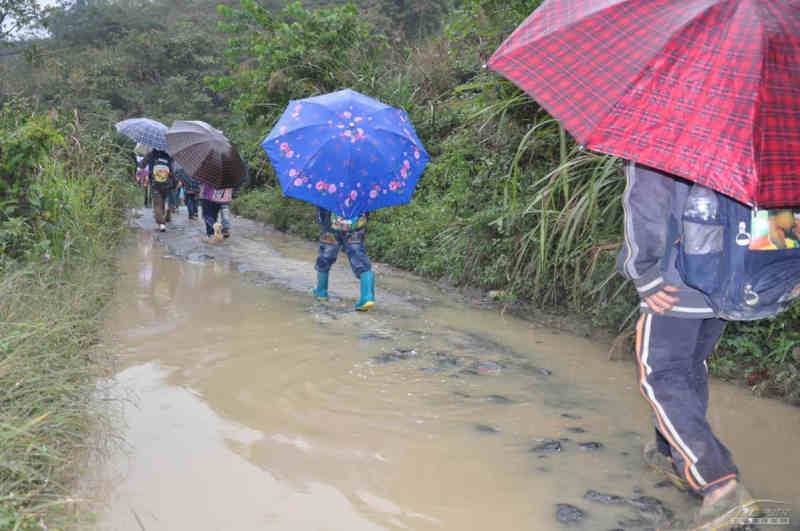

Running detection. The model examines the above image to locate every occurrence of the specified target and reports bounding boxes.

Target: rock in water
[583,490,625,505]
[532,439,562,453]
[555,504,585,523]
[487,394,514,404]
[626,495,674,523]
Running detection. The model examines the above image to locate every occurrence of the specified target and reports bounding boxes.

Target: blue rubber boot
[313,271,329,301]
[354,271,375,311]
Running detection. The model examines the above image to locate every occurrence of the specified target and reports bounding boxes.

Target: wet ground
[87,208,800,530]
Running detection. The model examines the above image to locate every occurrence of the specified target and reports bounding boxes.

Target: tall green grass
[0,123,134,529]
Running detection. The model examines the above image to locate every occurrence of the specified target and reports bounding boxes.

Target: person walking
[134,143,152,207]
[138,148,176,232]
[617,161,758,530]
[167,182,180,218]
[312,207,375,311]
[198,182,232,244]
[218,160,248,238]
[174,162,199,220]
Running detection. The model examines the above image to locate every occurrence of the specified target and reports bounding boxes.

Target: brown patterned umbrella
[166,120,245,189]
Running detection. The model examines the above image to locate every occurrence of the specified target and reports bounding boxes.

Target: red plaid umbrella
[488,0,800,208]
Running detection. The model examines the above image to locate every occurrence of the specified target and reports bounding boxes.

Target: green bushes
[1,104,135,529]
[222,0,799,403]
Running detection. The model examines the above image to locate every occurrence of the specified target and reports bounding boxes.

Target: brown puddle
[90,230,800,530]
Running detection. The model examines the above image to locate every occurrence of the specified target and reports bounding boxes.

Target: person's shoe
[354,271,375,311]
[689,483,760,531]
[159,223,166,232]
[313,271,329,301]
[222,227,231,238]
[643,442,690,491]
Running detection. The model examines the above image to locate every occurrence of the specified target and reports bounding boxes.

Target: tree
[45,0,164,47]
[208,1,383,124]
[0,0,51,44]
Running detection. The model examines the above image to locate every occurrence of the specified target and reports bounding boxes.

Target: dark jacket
[174,162,200,194]
[138,149,176,191]
[616,161,716,318]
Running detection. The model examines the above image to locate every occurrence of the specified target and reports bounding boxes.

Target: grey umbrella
[166,120,245,189]
[115,118,169,151]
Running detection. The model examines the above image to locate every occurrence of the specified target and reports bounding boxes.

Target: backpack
[677,184,800,320]
[150,153,172,185]
[200,183,233,203]
[330,212,367,232]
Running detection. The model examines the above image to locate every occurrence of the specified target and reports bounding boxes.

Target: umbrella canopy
[488,0,800,208]
[115,118,169,151]
[166,120,246,189]
[262,89,429,218]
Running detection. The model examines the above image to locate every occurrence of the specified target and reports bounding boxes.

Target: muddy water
[92,224,800,530]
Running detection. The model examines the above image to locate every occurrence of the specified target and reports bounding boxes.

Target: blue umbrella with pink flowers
[262,89,429,219]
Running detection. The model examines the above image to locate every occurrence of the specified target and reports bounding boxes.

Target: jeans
[200,199,222,236]
[220,203,231,231]
[168,187,179,211]
[152,189,171,225]
[315,228,372,278]
[185,193,198,218]
[636,313,736,494]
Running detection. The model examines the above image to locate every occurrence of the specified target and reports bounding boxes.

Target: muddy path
[87,208,799,530]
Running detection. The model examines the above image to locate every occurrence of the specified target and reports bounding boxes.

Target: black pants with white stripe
[637,313,738,494]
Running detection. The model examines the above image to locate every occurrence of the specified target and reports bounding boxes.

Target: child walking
[312,207,375,311]
[199,183,232,243]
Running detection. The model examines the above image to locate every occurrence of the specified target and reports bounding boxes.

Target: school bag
[330,212,367,232]
[149,152,173,187]
[677,184,800,320]
[200,183,233,203]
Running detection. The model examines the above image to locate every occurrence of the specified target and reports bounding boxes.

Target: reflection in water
[92,233,800,530]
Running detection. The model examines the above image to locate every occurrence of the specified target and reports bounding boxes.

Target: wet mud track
[88,208,800,530]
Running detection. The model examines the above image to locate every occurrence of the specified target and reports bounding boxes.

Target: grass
[0,127,135,530]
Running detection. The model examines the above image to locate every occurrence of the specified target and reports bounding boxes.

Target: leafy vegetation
[1,0,798,524]
[0,100,134,529]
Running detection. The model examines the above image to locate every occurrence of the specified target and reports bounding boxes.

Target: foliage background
[1,0,798,526]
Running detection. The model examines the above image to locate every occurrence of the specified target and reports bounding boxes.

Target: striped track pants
[636,313,738,493]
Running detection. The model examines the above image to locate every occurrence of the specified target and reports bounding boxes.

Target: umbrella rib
[265,120,336,142]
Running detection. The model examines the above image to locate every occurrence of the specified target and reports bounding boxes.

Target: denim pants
[220,203,231,231]
[152,189,170,224]
[636,313,737,494]
[315,227,372,278]
[185,193,198,218]
[168,187,179,211]
[200,199,222,236]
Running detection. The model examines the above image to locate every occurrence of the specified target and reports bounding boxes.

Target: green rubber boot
[355,271,375,311]
[313,271,329,301]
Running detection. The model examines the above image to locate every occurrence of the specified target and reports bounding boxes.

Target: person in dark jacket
[174,163,200,220]
[618,161,758,530]
[312,207,374,311]
[138,149,176,231]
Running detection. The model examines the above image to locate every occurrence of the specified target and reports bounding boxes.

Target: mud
[87,208,800,530]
